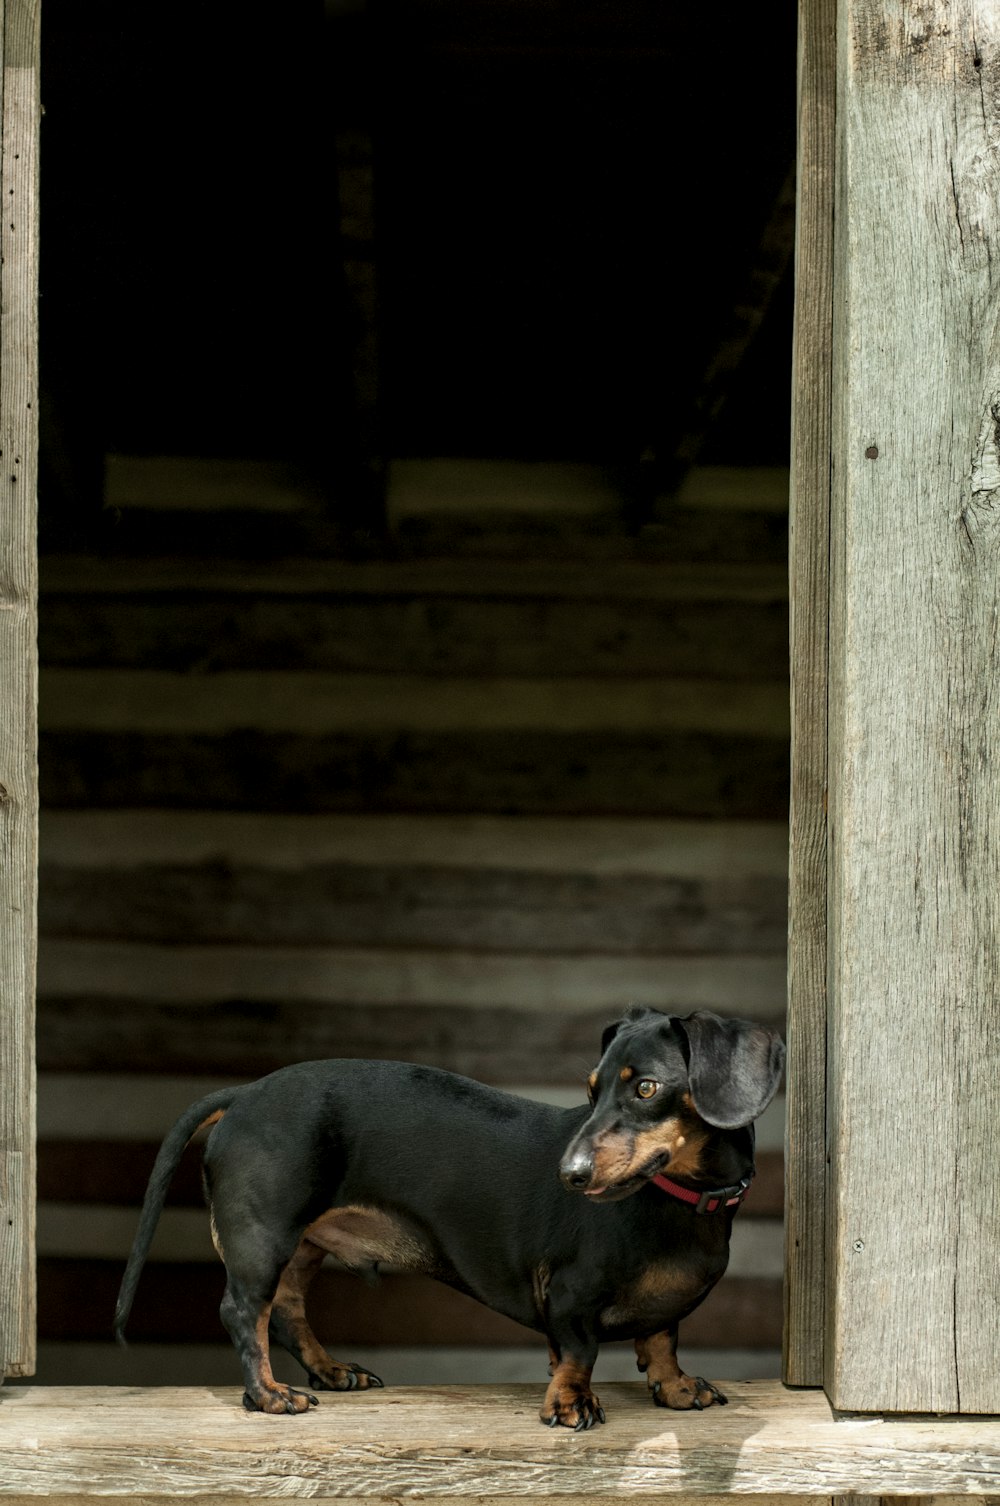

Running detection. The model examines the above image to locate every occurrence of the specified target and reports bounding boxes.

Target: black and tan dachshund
[115,1006,783,1427]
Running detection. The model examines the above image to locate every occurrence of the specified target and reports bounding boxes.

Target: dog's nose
[560,1148,595,1190]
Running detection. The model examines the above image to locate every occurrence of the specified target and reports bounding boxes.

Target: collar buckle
[694,1172,754,1216]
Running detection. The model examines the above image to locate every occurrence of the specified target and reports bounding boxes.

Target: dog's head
[558,1007,785,1202]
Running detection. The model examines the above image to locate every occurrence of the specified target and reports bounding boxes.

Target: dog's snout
[559,1147,595,1190]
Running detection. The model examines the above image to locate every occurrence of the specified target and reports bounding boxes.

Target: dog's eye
[636,1079,659,1100]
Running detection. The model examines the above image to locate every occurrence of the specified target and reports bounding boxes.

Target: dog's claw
[596,1406,606,1424]
[368,1371,384,1388]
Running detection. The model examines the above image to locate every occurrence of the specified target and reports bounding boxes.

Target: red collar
[650,1170,754,1215]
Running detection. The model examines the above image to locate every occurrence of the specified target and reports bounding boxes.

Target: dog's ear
[675,1012,785,1129]
[600,1019,623,1054]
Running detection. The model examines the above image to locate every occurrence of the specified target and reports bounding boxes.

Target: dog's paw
[540,1385,605,1430]
[308,1360,383,1392]
[651,1374,727,1410]
[242,1383,318,1415]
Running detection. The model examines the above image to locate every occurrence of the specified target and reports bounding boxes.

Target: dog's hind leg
[269,1237,383,1392]
[217,1230,319,1415]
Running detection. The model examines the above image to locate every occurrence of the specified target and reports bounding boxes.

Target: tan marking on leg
[641,1328,726,1410]
[209,1208,225,1262]
[247,1303,315,1414]
[532,1260,551,1319]
[540,1355,603,1429]
[272,1236,383,1392]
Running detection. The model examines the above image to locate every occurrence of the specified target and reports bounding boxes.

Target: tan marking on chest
[304,1205,434,1274]
[601,1262,708,1329]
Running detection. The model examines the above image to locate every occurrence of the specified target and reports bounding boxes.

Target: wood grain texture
[38,669,790,737]
[38,595,790,679]
[784,0,836,1389]
[38,729,790,818]
[826,0,1000,1411]
[35,939,786,1012]
[40,554,790,603]
[29,996,777,1081]
[38,811,790,878]
[0,1382,999,1499]
[0,0,39,1380]
[53,496,787,564]
[38,861,788,955]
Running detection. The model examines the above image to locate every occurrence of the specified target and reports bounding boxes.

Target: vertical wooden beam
[826,0,1000,1411]
[0,0,39,1379]
[784,0,836,1389]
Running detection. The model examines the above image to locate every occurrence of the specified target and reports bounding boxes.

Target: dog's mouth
[583,1151,670,1202]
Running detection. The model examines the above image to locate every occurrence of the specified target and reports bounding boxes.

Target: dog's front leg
[635,1325,727,1410]
[540,1320,604,1429]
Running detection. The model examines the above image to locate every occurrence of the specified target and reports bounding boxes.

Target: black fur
[115,1008,783,1427]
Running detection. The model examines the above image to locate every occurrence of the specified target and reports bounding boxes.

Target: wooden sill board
[0,1382,998,1502]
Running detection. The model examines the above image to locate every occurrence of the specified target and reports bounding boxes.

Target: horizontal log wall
[34,458,789,1384]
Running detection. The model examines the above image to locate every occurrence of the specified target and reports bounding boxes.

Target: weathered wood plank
[826,0,1000,1411]
[60,498,788,563]
[103,455,324,512]
[40,554,790,602]
[784,0,835,1389]
[38,1262,782,1350]
[0,0,40,1381]
[38,670,790,737]
[38,812,790,879]
[390,506,788,565]
[1,1381,999,1498]
[39,729,790,818]
[38,596,790,678]
[102,455,789,518]
[0,1493,823,1506]
[35,940,786,1011]
[38,862,788,955]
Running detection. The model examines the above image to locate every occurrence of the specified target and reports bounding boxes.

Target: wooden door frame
[787,0,1000,1411]
[0,0,40,1381]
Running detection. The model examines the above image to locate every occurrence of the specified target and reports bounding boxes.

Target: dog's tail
[113,1085,242,1345]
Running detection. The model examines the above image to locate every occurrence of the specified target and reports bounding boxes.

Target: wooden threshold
[0,1381,998,1501]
